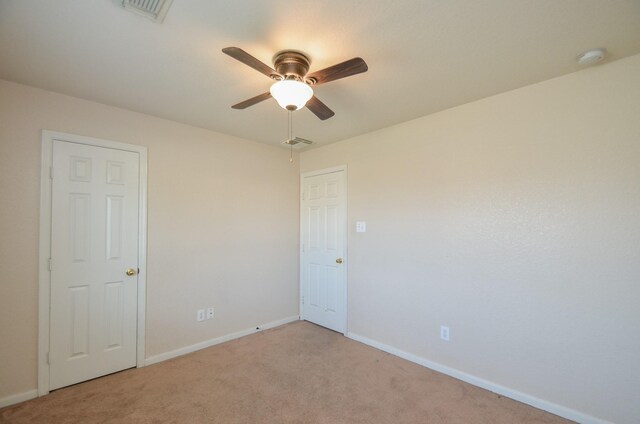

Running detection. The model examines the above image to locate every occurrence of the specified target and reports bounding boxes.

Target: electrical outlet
[197,309,205,322]
[440,325,450,341]
[206,307,214,320]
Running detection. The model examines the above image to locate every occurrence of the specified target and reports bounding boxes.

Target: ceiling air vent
[122,0,173,23]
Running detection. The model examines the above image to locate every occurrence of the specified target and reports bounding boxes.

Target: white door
[301,169,347,333]
[49,140,139,390]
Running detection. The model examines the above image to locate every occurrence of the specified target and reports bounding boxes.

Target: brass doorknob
[126,268,137,276]
[336,258,343,264]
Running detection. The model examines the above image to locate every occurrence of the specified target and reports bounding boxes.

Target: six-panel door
[49,140,139,390]
[301,170,346,333]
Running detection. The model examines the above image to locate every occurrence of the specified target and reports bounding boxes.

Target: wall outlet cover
[440,325,450,341]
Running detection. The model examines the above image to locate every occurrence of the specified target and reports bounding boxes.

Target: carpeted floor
[1,321,572,423]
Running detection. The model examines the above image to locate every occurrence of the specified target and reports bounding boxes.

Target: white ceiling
[1,0,639,148]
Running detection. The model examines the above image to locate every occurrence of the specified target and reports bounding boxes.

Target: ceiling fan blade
[222,47,279,79]
[305,57,368,85]
[231,92,272,109]
[306,96,335,120]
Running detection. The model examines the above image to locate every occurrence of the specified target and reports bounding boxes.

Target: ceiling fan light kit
[270,80,313,111]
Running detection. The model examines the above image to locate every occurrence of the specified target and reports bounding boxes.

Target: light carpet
[0,321,572,423]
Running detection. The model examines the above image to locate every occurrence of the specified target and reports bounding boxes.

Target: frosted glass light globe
[270,80,313,111]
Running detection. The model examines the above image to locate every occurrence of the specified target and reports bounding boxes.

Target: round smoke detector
[577,49,606,66]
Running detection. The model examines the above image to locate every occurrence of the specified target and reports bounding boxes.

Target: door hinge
[48,258,52,271]
[301,295,305,305]
[46,352,50,365]
[49,166,54,180]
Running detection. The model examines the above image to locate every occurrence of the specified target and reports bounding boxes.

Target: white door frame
[38,130,148,396]
[299,165,348,333]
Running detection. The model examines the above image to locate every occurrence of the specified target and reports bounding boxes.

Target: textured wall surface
[0,80,300,399]
[301,54,640,424]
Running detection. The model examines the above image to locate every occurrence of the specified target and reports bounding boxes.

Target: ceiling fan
[222,47,368,120]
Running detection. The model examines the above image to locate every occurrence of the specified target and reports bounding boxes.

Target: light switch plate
[356,221,366,233]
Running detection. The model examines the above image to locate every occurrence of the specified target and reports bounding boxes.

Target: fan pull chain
[288,110,293,163]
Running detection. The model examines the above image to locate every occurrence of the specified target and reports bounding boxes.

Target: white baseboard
[0,389,38,409]
[346,332,611,424]
[144,315,300,366]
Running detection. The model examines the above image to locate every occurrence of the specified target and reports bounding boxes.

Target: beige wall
[301,54,640,424]
[1,53,638,423]
[0,80,300,399]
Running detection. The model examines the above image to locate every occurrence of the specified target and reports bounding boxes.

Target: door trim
[299,165,348,334]
[38,130,148,396]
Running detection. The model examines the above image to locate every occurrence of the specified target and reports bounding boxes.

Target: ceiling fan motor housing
[273,51,312,82]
